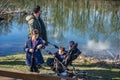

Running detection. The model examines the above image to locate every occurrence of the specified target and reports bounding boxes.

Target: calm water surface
[0,0,120,59]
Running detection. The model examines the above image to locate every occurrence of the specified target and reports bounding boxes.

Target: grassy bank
[0,54,120,80]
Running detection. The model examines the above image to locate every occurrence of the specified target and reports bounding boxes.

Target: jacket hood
[26,15,34,21]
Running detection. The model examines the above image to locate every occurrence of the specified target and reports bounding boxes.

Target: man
[26,5,47,43]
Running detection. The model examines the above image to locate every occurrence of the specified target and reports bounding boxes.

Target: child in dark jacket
[54,47,66,62]
[24,29,45,72]
[63,41,81,66]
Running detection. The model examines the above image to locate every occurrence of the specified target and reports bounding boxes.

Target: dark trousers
[30,58,39,72]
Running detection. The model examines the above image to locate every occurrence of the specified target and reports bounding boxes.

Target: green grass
[0,53,120,80]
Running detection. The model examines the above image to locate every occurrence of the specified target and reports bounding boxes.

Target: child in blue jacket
[24,29,45,72]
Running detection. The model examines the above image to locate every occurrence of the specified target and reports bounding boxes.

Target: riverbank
[0,53,120,80]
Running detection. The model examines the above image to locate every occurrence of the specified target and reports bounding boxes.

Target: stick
[47,41,59,49]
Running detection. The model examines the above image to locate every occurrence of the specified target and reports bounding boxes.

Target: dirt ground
[0,76,22,80]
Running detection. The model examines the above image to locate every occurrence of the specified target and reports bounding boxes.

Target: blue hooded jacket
[24,37,44,66]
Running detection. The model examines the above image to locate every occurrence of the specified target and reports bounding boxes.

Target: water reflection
[0,0,120,59]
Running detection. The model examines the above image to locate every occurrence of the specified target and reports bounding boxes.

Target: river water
[0,0,120,59]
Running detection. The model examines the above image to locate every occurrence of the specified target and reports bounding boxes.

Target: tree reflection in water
[0,0,120,59]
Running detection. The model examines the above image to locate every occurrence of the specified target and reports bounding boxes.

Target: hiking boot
[34,67,40,73]
[30,67,34,72]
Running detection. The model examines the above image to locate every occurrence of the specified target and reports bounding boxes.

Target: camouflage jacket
[26,14,47,42]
